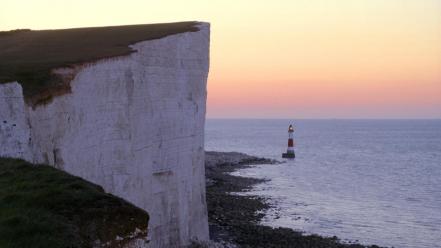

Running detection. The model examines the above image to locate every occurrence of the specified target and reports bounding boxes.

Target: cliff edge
[0,22,210,247]
[0,22,199,106]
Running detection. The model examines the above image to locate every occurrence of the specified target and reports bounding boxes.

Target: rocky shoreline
[204,151,383,248]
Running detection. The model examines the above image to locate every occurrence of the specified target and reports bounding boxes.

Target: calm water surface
[205,119,441,248]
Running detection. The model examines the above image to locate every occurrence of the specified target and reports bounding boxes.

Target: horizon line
[206,117,441,120]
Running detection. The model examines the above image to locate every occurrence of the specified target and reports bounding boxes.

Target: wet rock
[205,151,384,248]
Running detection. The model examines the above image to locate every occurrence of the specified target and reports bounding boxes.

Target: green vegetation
[0,157,149,248]
[0,22,199,105]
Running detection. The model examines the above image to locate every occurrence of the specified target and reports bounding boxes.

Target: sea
[205,119,441,248]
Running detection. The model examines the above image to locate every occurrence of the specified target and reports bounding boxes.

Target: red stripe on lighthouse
[288,139,293,147]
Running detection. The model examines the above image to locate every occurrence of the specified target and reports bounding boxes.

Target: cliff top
[0,157,149,248]
[0,21,199,105]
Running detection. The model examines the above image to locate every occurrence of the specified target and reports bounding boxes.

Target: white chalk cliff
[0,23,210,247]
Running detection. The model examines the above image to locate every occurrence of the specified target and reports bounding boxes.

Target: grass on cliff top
[0,157,149,248]
[0,22,199,105]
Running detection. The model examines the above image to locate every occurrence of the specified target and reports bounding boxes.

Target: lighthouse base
[282,152,295,159]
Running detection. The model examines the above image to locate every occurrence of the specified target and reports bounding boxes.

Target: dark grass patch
[0,157,149,248]
[0,22,199,105]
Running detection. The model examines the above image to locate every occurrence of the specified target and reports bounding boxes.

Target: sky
[1,0,440,118]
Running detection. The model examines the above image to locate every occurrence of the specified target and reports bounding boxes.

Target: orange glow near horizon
[1,0,440,118]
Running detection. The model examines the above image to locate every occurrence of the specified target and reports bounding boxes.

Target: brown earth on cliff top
[0,22,199,106]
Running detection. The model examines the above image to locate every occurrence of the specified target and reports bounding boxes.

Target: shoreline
[204,151,382,248]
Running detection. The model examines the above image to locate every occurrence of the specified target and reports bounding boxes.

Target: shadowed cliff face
[0,157,149,248]
[0,23,210,247]
[0,22,199,106]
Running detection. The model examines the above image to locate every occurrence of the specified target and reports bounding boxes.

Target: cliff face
[0,23,210,247]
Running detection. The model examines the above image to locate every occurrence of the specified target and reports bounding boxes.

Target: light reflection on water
[206,119,441,248]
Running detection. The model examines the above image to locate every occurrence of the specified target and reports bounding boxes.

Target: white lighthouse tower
[282,124,295,158]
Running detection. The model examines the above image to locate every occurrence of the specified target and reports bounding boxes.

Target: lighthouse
[282,124,295,158]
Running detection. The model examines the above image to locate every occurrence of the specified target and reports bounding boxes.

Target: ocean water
[205,119,441,248]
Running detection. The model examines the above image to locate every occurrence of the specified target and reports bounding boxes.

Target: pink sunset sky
[1,0,440,118]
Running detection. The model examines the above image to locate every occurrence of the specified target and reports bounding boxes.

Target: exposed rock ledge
[204,151,383,248]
